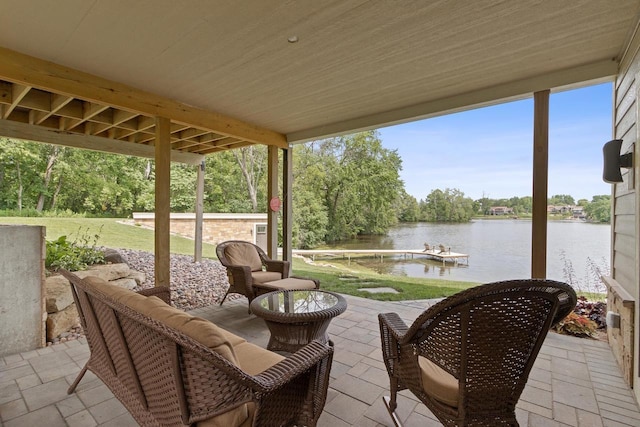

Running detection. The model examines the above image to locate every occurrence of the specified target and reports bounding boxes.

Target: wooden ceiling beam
[113,110,138,126]
[18,88,50,112]
[3,84,31,119]
[33,94,74,125]
[91,110,139,136]
[170,123,190,134]
[137,116,155,131]
[198,140,254,155]
[0,118,203,164]
[65,101,110,130]
[172,139,214,151]
[0,82,11,105]
[197,132,227,143]
[177,127,209,140]
[54,99,83,120]
[0,47,287,148]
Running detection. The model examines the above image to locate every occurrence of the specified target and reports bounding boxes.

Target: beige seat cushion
[259,277,317,291]
[418,356,459,408]
[251,271,282,284]
[225,243,263,271]
[234,342,285,376]
[198,403,255,427]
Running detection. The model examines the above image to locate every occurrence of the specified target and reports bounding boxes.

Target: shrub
[553,312,598,338]
[45,227,105,271]
[575,296,607,328]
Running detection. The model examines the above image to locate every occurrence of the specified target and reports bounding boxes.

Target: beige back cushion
[83,277,239,363]
[225,243,263,271]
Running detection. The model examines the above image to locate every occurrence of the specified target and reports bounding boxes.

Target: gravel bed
[118,248,232,311]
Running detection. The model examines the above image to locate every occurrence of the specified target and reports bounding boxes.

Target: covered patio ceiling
[1,0,639,154]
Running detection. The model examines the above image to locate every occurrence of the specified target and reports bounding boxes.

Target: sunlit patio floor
[2,294,639,426]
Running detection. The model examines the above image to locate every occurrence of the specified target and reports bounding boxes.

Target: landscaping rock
[74,263,130,281]
[46,303,79,342]
[103,248,126,264]
[126,270,145,285]
[110,277,137,290]
[45,275,74,313]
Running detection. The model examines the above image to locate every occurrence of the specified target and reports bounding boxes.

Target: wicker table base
[250,289,347,353]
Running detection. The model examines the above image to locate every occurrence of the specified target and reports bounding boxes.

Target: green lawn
[1,216,480,300]
[0,217,217,258]
[292,257,479,301]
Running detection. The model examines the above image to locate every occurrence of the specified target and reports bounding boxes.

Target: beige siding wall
[612,34,640,398]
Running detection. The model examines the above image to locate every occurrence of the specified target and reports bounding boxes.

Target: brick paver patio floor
[1,294,639,426]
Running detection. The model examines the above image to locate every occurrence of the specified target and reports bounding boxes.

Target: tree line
[0,132,611,248]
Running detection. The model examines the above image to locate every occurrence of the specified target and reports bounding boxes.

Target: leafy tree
[317,131,403,241]
[0,138,44,211]
[203,150,265,213]
[584,195,611,223]
[170,164,197,212]
[474,195,493,215]
[549,194,575,205]
[396,190,420,222]
[422,188,474,222]
[233,146,267,212]
[291,143,329,248]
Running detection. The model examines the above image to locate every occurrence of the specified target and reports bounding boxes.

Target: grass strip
[0,217,217,258]
[292,258,479,301]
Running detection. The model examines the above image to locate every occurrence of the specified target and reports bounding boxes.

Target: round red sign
[269,197,281,212]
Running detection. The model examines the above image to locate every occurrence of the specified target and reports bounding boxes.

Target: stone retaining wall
[45,263,145,342]
[604,276,635,385]
[132,212,267,248]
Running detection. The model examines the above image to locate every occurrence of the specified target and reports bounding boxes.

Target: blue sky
[378,82,613,202]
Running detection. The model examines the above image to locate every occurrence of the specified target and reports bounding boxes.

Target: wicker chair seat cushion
[234,342,285,375]
[260,277,317,291]
[197,403,255,427]
[418,356,459,408]
[225,243,263,271]
[251,270,283,284]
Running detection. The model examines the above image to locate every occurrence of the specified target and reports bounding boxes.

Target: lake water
[324,220,611,289]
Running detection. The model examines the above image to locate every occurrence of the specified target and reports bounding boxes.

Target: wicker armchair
[217,240,290,308]
[379,279,576,427]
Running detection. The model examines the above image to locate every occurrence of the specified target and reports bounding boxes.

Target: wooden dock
[292,248,469,265]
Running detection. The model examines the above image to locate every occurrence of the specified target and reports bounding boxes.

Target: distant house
[489,206,513,215]
[572,206,585,219]
[547,205,572,214]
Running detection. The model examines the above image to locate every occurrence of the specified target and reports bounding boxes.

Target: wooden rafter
[0,47,287,152]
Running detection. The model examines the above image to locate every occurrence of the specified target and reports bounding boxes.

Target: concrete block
[0,225,45,356]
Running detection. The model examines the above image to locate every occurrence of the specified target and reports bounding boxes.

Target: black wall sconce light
[603,139,634,183]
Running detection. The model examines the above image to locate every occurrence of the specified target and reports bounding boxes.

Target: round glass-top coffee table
[250,289,347,353]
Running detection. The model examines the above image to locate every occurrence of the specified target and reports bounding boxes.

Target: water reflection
[321,220,610,284]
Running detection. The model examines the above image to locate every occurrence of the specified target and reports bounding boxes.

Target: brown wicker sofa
[60,269,334,427]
